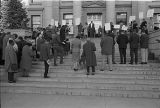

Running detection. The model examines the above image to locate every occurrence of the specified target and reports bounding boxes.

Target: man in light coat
[5,40,17,83]
[71,35,81,71]
[100,32,113,71]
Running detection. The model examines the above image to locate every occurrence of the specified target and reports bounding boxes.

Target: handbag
[11,64,18,71]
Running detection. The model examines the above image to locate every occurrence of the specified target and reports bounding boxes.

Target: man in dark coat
[51,34,64,66]
[140,30,149,64]
[129,29,140,64]
[117,30,128,64]
[60,25,66,42]
[40,38,51,78]
[100,32,113,71]
[109,31,116,64]
[88,21,95,38]
[82,38,97,75]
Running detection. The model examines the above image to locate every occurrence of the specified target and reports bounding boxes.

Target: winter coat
[100,36,113,55]
[129,33,139,49]
[117,34,128,49]
[83,41,97,66]
[5,44,17,73]
[21,45,33,71]
[140,34,149,48]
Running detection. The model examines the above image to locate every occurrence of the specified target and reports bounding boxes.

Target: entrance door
[87,13,102,33]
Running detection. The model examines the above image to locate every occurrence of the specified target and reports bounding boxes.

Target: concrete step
[15,77,160,85]
[1,83,160,99]
[28,72,160,80]
[1,81,160,92]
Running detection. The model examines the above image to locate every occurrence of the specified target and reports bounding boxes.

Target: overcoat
[100,36,113,55]
[117,34,128,49]
[21,45,33,71]
[129,33,139,49]
[83,41,97,66]
[140,34,149,48]
[5,44,17,73]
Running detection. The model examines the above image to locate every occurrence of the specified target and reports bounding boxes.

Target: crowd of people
[0,19,154,83]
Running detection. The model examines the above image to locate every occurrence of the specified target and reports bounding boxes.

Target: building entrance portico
[87,13,102,33]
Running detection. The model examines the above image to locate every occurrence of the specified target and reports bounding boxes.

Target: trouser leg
[112,46,115,63]
[141,48,145,63]
[119,48,123,63]
[130,48,134,63]
[8,72,14,82]
[44,60,49,77]
[145,49,148,63]
[135,48,138,64]
[59,47,64,64]
[101,55,106,70]
[53,48,57,65]
[123,48,126,63]
[91,66,95,72]
[87,66,90,73]
[108,55,113,70]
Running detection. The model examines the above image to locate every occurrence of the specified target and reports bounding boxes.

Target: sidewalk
[1,93,160,108]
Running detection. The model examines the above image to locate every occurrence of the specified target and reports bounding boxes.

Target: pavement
[1,93,160,108]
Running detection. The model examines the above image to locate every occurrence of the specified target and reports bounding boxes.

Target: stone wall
[148,30,160,60]
[4,29,32,37]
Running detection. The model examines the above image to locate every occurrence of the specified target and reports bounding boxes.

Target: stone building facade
[27,0,160,32]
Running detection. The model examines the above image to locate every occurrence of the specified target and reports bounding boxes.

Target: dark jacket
[140,34,149,48]
[83,41,97,66]
[129,33,139,49]
[100,35,113,55]
[51,35,61,47]
[117,34,128,49]
[40,42,51,61]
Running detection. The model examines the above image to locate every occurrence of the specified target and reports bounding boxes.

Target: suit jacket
[129,33,139,49]
[117,34,128,49]
[40,42,51,61]
[88,23,95,37]
[100,35,113,55]
[83,41,97,66]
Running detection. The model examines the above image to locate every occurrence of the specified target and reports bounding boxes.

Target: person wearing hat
[20,41,34,77]
[71,35,81,71]
[5,39,18,83]
[82,37,97,75]
[40,38,51,78]
[117,30,128,64]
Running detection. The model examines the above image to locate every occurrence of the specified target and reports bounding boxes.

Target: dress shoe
[100,69,104,71]
[120,62,123,64]
[44,76,50,78]
[8,80,16,83]
[141,62,144,64]
[129,62,133,65]
[144,62,147,64]
[92,72,95,75]
[113,62,116,64]
[109,69,113,71]
[86,72,89,75]
[54,64,58,66]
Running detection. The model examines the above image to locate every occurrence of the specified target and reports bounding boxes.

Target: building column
[52,1,59,22]
[44,1,53,27]
[138,1,147,19]
[73,1,82,37]
[106,1,115,23]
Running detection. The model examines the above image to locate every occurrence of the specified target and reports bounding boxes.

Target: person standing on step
[117,30,128,64]
[21,41,34,77]
[51,32,64,66]
[5,39,18,83]
[71,35,81,71]
[40,38,51,78]
[140,30,149,64]
[100,31,113,71]
[83,38,97,75]
[129,29,140,64]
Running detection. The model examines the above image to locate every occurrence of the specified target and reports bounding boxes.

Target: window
[31,15,41,28]
[116,12,127,25]
[63,13,73,20]
[31,0,42,3]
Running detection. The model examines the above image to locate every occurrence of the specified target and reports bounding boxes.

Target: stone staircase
[1,38,160,99]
